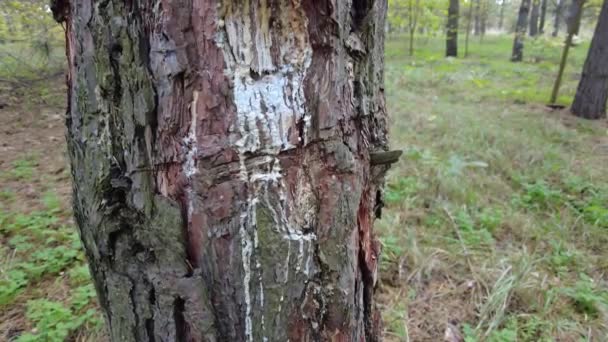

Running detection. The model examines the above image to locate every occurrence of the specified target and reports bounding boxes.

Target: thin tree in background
[553,0,564,36]
[51,0,393,340]
[499,0,508,30]
[408,0,422,56]
[480,0,489,40]
[539,0,549,33]
[447,0,460,57]
[530,0,541,36]
[465,0,475,57]
[550,0,585,105]
[512,0,532,61]
[571,0,608,119]
[474,0,482,35]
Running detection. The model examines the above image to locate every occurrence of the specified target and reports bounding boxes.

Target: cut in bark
[446,0,460,57]
[571,0,608,119]
[512,0,532,61]
[52,0,392,341]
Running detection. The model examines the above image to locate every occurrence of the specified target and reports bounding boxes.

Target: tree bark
[512,0,532,61]
[529,0,540,36]
[53,0,391,341]
[553,0,563,36]
[571,0,608,119]
[446,0,460,57]
[539,0,548,33]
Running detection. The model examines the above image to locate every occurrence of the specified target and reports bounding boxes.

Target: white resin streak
[223,5,314,341]
[183,91,199,234]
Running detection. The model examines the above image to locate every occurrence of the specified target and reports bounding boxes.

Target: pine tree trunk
[446,0,460,57]
[529,0,540,36]
[52,0,391,341]
[571,0,608,119]
[512,0,532,61]
[539,0,548,33]
[553,0,563,36]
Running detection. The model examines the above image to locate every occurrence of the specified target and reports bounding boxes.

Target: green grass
[380,34,608,340]
[0,191,103,340]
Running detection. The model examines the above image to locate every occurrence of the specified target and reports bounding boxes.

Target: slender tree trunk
[512,0,532,61]
[465,0,474,57]
[52,0,392,341]
[408,0,420,56]
[474,0,482,35]
[446,0,460,57]
[550,0,585,104]
[539,0,548,33]
[499,0,507,31]
[480,0,488,40]
[530,0,540,36]
[553,0,563,36]
[571,0,608,119]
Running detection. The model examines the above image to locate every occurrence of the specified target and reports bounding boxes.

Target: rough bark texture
[553,0,563,36]
[571,0,608,119]
[446,0,459,57]
[53,0,390,341]
[529,0,540,36]
[539,0,548,33]
[512,0,531,61]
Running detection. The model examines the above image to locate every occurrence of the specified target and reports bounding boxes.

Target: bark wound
[59,0,390,340]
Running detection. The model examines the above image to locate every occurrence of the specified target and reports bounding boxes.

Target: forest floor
[1,35,607,341]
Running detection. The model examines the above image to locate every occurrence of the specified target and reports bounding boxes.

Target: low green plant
[562,274,608,317]
[7,157,37,180]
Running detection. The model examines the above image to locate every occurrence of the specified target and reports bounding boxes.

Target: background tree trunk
[465,0,475,57]
[550,0,585,104]
[539,0,548,33]
[446,0,460,57]
[499,0,507,31]
[553,0,563,36]
[512,0,532,61]
[480,0,488,39]
[529,0,540,36]
[53,0,391,341]
[474,0,482,35]
[571,0,608,119]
